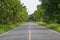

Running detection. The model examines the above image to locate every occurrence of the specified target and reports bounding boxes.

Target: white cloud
[21,0,41,15]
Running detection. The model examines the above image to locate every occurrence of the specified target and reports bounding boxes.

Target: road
[0,22,60,40]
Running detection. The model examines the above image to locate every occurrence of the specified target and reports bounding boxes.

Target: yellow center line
[29,30,31,40]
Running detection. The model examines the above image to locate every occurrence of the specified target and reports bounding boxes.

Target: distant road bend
[0,22,60,40]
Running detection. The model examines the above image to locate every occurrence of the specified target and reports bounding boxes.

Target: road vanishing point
[0,22,60,40]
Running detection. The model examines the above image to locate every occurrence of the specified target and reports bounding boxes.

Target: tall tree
[0,0,28,24]
[32,0,60,24]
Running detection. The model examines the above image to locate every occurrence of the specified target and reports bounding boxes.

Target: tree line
[30,0,60,24]
[0,0,28,24]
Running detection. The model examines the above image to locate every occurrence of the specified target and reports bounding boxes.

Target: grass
[36,22,60,32]
[0,23,24,34]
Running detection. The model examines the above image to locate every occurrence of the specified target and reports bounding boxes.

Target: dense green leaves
[42,0,60,23]
[0,0,28,24]
[30,5,44,22]
[31,0,60,24]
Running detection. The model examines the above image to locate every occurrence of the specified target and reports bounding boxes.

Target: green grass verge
[36,22,60,32]
[0,23,24,34]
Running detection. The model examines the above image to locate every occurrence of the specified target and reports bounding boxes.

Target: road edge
[0,23,25,37]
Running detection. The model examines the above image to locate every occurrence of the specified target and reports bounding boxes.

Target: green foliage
[30,5,44,22]
[0,24,14,34]
[45,24,60,32]
[0,0,28,34]
[31,0,60,32]
[0,23,23,34]
[31,0,60,24]
[36,22,60,32]
[41,0,60,23]
[36,22,46,25]
[0,0,28,24]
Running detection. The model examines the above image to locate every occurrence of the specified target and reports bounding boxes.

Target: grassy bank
[36,22,60,32]
[0,23,24,34]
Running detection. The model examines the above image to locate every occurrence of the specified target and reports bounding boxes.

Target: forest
[30,0,60,32]
[0,0,28,34]
[0,0,60,34]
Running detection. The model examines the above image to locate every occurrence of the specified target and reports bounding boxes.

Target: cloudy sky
[21,0,41,15]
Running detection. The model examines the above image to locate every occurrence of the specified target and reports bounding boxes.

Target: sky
[21,0,41,15]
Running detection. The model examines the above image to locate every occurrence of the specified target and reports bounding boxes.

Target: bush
[0,23,23,34]
[36,22,60,32]
[36,21,46,25]
[0,25,14,34]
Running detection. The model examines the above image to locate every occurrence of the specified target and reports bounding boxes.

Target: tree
[32,0,60,24]
[30,5,44,22]
[0,0,28,24]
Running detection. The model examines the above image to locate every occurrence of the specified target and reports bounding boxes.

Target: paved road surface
[0,22,60,40]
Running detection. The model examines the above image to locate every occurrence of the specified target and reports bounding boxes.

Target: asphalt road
[0,22,60,40]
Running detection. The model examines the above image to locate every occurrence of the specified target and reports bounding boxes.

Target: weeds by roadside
[36,22,60,32]
[0,23,24,34]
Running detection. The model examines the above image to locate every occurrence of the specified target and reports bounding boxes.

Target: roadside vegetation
[36,22,60,32]
[0,23,23,34]
[0,0,28,34]
[30,0,60,32]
